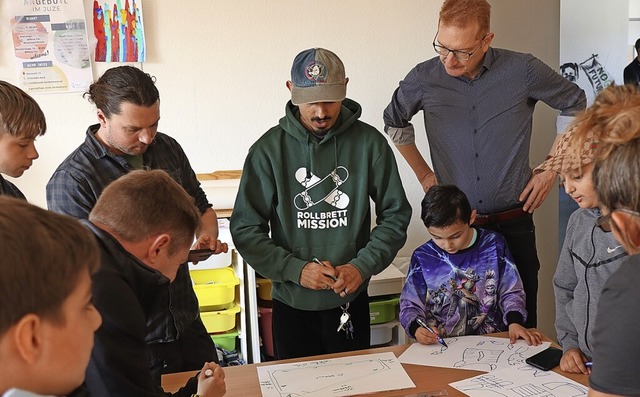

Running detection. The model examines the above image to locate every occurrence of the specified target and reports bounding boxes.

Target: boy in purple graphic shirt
[400,185,542,346]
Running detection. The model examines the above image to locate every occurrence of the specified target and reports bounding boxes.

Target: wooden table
[162,332,588,396]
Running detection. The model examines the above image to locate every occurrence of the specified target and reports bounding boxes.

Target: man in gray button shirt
[383,0,586,327]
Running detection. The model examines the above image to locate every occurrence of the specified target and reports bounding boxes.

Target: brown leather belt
[473,207,528,226]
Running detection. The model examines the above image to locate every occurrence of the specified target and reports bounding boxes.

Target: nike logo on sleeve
[607,245,622,254]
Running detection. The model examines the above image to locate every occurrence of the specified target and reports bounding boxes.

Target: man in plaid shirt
[46,66,227,381]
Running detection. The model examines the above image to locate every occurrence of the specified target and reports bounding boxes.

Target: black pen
[416,318,448,348]
[312,257,338,282]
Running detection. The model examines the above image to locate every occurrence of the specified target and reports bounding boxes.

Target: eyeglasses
[433,33,488,62]
[596,208,640,232]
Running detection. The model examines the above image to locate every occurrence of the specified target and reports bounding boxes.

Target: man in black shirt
[623,38,640,86]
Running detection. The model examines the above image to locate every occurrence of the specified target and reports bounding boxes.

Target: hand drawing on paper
[429,337,456,355]
[257,352,415,397]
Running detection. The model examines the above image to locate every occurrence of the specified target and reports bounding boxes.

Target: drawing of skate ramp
[294,166,350,210]
[399,336,550,373]
[257,352,415,396]
[450,366,588,397]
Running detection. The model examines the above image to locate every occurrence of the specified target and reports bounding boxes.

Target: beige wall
[0,0,562,339]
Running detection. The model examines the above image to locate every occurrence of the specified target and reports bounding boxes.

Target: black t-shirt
[623,58,640,86]
[589,254,640,395]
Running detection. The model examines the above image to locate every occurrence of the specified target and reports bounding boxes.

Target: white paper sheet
[257,352,415,397]
[450,365,588,396]
[398,336,550,372]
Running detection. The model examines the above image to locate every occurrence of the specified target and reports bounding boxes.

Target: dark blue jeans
[476,213,540,328]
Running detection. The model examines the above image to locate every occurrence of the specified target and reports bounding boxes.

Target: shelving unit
[195,170,260,363]
[188,246,252,362]
[368,264,408,347]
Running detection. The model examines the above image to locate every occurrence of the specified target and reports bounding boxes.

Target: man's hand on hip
[519,170,556,212]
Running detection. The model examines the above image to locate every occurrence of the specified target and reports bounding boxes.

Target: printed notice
[10,0,92,93]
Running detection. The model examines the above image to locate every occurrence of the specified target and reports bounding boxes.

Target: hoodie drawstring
[306,135,312,180]
[305,135,338,180]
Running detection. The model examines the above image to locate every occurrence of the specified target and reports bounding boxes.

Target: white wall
[629,0,640,47]
[560,0,629,104]
[1,0,566,338]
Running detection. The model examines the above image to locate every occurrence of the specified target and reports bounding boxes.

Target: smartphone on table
[525,347,563,371]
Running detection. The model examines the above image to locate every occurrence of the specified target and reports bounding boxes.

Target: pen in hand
[312,257,338,282]
[416,318,448,348]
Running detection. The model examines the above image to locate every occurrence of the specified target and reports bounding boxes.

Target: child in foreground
[0,81,46,199]
[0,197,102,397]
[400,185,542,345]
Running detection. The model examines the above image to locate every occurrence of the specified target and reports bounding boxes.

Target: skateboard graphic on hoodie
[294,166,350,210]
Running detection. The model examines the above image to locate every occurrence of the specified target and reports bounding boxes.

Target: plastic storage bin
[191,267,240,310]
[257,306,274,358]
[256,278,272,301]
[369,295,399,324]
[256,278,273,307]
[201,304,241,333]
[211,329,238,351]
[370,322,394,346]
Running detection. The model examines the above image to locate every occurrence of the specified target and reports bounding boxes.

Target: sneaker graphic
[294,166,350,210]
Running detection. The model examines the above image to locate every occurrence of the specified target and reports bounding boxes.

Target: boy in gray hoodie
[534,126,626,375]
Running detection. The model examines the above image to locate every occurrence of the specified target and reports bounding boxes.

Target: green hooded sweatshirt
[231,98,411,310]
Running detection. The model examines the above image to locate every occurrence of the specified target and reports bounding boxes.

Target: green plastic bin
[369,295,400,324]
[211,329,238,351]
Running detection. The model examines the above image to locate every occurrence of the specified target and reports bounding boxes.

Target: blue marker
[585,361,593,368]
[416,318,448,348]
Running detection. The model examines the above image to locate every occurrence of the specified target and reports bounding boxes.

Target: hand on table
[559,348,591,375]
[508,323,542,345]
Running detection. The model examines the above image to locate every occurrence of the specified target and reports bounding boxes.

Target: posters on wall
[92,0,146,62]
[9,0,92,93]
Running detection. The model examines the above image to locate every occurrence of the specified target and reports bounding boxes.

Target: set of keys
[337,302,354,339]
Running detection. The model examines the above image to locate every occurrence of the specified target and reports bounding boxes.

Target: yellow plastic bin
[369,295,400,324]
[201,303,241,333]
[256,278,272,307]
[191,267,240,311]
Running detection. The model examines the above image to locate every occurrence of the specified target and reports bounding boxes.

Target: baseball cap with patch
[534,126,598,174]
[290,48,347,105]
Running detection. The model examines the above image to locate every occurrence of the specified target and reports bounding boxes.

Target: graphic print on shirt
[419,247,514,337]
[447,267,482,337]
[295,166,350,229]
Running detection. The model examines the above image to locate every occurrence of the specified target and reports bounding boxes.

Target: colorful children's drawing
[93,0,146,62]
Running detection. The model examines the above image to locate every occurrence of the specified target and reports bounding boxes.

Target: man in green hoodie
[231,48,412,359]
